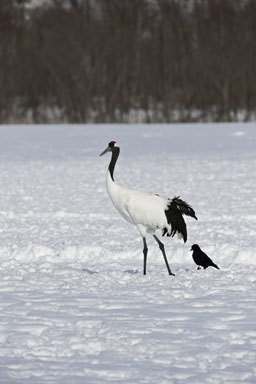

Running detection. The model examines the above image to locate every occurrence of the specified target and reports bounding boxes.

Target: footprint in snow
[82,268,98,274]
[123,269,140,275]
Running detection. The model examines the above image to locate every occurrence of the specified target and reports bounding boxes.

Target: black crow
[190,244,220,270]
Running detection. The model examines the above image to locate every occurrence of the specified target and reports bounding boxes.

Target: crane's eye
[108,141,117,148]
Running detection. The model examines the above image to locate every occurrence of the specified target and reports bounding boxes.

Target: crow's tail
[211,262,220,270]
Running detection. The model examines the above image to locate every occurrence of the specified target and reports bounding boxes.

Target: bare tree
[1,0,256,123]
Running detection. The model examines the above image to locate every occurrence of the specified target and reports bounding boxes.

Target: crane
[100,141,197,275]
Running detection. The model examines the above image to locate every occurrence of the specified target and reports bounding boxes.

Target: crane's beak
[99,146,111,157]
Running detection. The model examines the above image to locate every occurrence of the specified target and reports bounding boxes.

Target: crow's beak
[100,146,110,156]
[190,247,193,251]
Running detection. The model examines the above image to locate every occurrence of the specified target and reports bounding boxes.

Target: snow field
[0,124,255,383]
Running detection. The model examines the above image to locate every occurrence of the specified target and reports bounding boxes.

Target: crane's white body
[106,170,171,237]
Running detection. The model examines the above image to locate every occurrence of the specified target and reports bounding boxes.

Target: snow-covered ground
[0,123,255,383]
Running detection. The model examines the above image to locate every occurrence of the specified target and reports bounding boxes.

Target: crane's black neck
[109,147,120,181]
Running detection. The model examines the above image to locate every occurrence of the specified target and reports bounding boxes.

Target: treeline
[1,0,256,123]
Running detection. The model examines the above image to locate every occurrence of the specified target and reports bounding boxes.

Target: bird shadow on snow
[81,266,222,275]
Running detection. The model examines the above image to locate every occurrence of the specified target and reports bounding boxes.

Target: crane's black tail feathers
[162,196,197,243]
[172,197,197,220]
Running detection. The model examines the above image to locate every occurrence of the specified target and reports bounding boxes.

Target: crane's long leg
[143,237,148,275]
[153,235,175,276]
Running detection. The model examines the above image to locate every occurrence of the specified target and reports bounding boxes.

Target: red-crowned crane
[100,141,197,276]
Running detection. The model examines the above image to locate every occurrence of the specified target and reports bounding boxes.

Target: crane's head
[100,141,118,156]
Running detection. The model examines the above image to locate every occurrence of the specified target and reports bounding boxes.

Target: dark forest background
[1,0,256,123]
